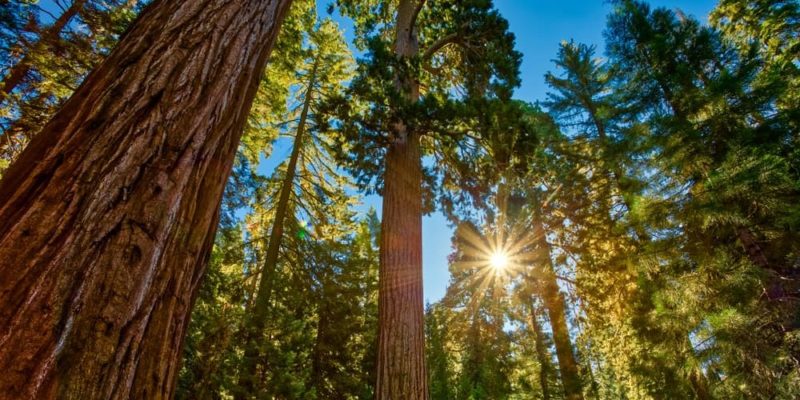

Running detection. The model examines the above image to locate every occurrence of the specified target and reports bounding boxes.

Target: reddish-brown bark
[0,0,292,398]
[376,129,426,399]
[375,1,429,398]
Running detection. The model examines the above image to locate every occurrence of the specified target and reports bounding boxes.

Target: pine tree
[543,40,658,399]
[235,17,355,398]
[1,0,88,98]
[426,303,456,400]
[177,10,377,399]
[604,1,800,396]
[1,0,142,174]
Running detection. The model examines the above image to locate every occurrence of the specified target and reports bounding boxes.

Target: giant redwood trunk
[0,0,292,398]
[533,220,585,400]
[377,130,426,399]
[375,1,428,398]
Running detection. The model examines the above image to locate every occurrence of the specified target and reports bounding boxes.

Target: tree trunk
[376,126,426,400]
[1,0,88,99]
[533,220,585,400]
[0,0,293,398]
[375,1,428,398]
[235,59,317,399]
[311,287,330,397]
[735,226,771,271]
[529,302,553,400]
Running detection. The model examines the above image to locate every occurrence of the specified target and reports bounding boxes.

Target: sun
[489,251,509,270]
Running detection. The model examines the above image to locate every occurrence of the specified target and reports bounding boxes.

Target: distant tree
[543,40,662,399]
[426,303,456,400]
[1,0,88,98]
[329,0,521,395]
[438,222,516,400]
[235,16,355,399]
[178,9,380,399]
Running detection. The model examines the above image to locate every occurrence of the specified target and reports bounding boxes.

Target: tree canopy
[0,0,798,399]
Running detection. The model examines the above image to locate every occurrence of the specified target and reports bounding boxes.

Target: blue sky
[415,0,719,303]
[309,0,720,304]
[41,0,716,303]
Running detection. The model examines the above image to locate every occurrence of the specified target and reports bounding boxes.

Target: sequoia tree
[0,0,292,398]
[331,0,521,396]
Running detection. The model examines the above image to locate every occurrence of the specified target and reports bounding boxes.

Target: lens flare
[489,251,509,270]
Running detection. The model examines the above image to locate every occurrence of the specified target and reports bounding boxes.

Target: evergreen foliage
[1,1,798,399]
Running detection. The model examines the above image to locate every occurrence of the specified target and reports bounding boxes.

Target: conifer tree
[605,1,800,396]
[235,16,355,398]
[0,0,142,173]
[329,1,521,394]
[543,40,659,398]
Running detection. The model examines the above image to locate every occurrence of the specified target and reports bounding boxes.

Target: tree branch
[421,32,461,60]
[410,0,427,33]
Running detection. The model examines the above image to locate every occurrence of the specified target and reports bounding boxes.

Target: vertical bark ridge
[0,0,293,398]
[375,0,428,398]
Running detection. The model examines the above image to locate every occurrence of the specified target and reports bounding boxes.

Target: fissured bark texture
[0,0,292,398]
[374,0,429,398]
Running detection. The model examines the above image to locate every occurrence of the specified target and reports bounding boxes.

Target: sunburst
[450,219,540,309]
[489,251,510,270]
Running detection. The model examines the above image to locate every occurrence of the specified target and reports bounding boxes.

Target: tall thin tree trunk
[0,0,293,398]
[570,313,602,400]
[236,59,318,399]
[311,287,330,397]
[529,301,553,400]
[533,220,585,400]
[375,1,428,398]
[1,0,88,99]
